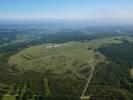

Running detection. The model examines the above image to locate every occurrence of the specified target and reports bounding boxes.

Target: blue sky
[0,0,133,23]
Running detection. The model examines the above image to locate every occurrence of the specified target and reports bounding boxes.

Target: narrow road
[81,59,94,97]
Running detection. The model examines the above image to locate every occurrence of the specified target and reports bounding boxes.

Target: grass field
[8,36,133,76]
[8,41,105,76]
[6,35,133,99]
[2,95,16,100]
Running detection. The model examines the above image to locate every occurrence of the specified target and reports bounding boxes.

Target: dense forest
[97,41,133,99]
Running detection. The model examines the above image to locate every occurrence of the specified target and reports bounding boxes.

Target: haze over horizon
[0,0,133,24]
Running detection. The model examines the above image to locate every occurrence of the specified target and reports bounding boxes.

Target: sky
[0,0,133,24]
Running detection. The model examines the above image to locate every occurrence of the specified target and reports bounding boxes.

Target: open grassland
[8,35,129,74]
[8,41,105,76]
[6,35,133,100]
